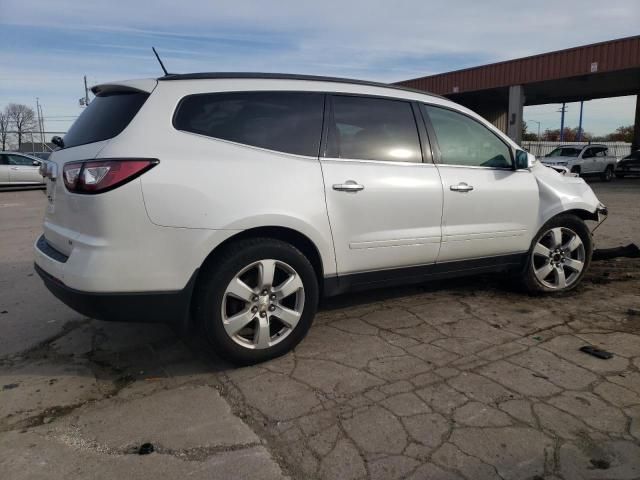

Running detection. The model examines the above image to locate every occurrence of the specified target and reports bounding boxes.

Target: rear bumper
[34,262,197,324]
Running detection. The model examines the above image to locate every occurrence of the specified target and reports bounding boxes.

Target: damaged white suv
[35,73,607,364]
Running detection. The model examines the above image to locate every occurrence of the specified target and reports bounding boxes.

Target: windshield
[63,90,149,148]
[546,147,581,158]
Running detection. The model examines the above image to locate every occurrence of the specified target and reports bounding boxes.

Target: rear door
[594,147,609,172]
[580,147,597,173]
[421,104,539,263]
[7,154,42,183]
[320,94,443,276]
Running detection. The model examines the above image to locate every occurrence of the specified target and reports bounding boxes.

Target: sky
[0,0,638,139]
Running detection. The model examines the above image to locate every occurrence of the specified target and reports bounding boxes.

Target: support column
[507,85,525,145]
[632,94,640,152]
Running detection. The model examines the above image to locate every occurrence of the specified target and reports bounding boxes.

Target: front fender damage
[531,162,606,231]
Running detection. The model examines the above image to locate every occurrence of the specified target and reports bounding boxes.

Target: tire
[195,238,319,365]
[521,214,592,294]
[601,165,614,182]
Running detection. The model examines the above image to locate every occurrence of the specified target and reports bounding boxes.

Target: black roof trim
[158,72,443,98]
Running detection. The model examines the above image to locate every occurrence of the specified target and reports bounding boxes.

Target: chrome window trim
[320,157,437,167]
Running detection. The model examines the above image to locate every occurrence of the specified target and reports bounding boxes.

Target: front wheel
[195,238,319,365]
[522,215,592,293]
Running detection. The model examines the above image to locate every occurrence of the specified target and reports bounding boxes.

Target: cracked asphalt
[1,179,639,480]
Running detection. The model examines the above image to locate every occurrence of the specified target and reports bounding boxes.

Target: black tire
[521,214,592,294]
[195,238,319,365]
[601,165,614,182]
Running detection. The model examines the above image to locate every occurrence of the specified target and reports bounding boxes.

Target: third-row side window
[174,91,324,157]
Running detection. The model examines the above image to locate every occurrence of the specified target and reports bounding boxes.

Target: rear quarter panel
[97,81,337,276]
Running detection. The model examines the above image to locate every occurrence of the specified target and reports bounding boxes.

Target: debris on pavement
[579,345,614,360]
[592,243,640,261]
[138,443,155,455]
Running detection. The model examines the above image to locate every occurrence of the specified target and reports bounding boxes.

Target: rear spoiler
[91,79,158,96]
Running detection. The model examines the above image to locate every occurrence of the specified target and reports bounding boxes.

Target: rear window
[63,91,149,148]
[173,91,324,157]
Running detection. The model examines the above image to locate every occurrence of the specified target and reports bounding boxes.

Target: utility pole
[36,98,45,152]
[558,103,567,142]
[577,101,584,142]
[84,75,90,106]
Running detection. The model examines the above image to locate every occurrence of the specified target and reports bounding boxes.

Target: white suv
[35,73,607,364]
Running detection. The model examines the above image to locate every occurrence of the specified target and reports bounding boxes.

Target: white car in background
[0,152,44,186]
[34,73,607,364]
[540,144,617,181]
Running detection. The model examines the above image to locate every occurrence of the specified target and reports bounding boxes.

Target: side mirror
[515,150,535,169]
[51,136,65,149]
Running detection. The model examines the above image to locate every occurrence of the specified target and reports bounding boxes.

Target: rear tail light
[63,159,158,194]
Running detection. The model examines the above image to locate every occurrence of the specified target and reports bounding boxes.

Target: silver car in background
[0,152,45,186]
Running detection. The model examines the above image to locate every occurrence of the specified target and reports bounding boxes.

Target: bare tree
[7,103,35,148]
[0,108,10,151]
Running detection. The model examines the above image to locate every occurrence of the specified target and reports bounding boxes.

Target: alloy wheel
[221,259,305,349]
[532,227,586,290]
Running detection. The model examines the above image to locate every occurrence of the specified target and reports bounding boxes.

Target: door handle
[333,180,364,192]
[450,182,474,192]
[10,167,19,170]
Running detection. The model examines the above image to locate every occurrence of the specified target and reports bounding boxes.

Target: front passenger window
[423,105,512,168]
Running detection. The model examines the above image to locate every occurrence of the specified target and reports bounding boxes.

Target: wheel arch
[197,225,325,291]
[561,208,599,222]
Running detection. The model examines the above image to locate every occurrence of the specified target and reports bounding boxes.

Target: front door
[0,154,9,184]
[421,104,539,263]
[321,95,443,276]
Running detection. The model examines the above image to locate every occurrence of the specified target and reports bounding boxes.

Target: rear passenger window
[174,92,324,157]
[595,148,607,157]
[423,105,512,168]
[326,95,421,162]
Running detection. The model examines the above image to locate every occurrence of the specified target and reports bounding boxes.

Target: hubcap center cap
[258,294,270,312]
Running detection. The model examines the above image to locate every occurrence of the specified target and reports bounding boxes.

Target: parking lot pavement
[1,179,639,480]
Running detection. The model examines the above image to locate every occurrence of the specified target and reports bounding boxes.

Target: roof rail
[158,72,444,98]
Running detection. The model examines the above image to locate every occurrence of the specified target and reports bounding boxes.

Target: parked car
[0,152,45,186]
[28,152,52,161]
[540,144,617,181]
[615,150,640,178]
[34,73,607,364]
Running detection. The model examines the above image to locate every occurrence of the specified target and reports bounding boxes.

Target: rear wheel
[601,165,614,182]
[522,215,592,293]
[195,238,319,365]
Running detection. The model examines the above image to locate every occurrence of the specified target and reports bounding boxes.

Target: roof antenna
[152,47,169,76]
